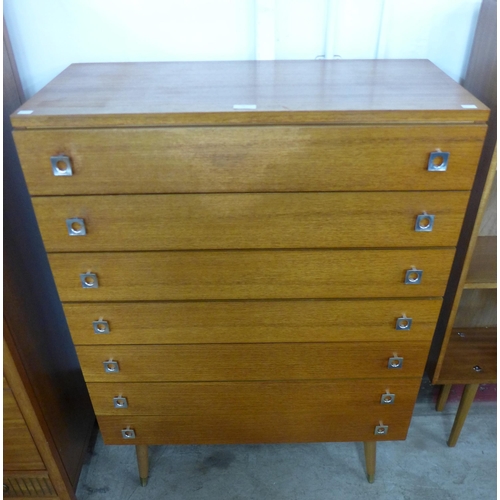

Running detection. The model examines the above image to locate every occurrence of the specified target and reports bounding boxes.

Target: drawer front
[49,248,455,302]
[33,192,469,252]
[76,342,429,382]
[97,411,412,445]
[86,379,421,416]
[65,299,442,345]
[14,125,485,195]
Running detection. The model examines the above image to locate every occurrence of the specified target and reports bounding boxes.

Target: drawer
[14,125,485,195]
[76,342,429,382]
[49,248,455,302]
[86,378,421,416]
[64,299,442,345]
[33,192,469,252]
[3,472,56,498]
[97,411,413,445]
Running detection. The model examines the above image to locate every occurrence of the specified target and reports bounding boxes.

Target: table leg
[364,441,376,483]
[447,384,480,447]
[136,445,149,486]
[436,384,452,412]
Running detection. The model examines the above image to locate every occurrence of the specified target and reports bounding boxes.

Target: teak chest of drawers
[12,60,488,485]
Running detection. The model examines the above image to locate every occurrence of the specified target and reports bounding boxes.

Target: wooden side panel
[3,22,95,496]
[86,378,421,416]
[75,342,430,382]
[3,387,45,470]
[14,125,485,195]
[64,298,442,345]
[49,249,456,302]
[33,192,470,252]
[97,411,413,445]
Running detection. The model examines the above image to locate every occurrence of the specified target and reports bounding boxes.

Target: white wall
[4,0,481,99]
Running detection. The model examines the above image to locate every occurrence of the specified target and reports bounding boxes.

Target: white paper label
[233,104,257,110]
[461,104,478,109]
[17,110,34,114]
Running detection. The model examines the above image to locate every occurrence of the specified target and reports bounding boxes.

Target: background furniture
[11,59,488,485]
[4,21,95,500]
[427,0,497,446]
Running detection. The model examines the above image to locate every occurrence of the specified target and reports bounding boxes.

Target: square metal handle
[405,269,423,284]
[374,425,389,435]
[103,361,119,373]
[51,155,73,176]
[66,218,86,236]
[114,397,128,408]
[396,317,412,331]
[93,320,110,334]
[428,151,450,171]
[415,214,435,232]
[81,273,99,288]
[380,393,395,405]
[121,428,135,439]
[388,357,404,369]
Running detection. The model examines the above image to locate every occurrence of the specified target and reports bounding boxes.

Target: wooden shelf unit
[428,0,497,449]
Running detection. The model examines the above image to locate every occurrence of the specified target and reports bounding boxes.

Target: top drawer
[14,125,485,195]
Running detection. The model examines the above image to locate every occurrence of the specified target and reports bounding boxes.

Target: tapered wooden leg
[136,445,149,486]
[364,441,376,483]
[436,384,452,412]
[447,384,479,447]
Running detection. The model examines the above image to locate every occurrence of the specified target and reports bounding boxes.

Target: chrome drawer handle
[428,151,450,171]
[415,213,435,232]
[93,320,110,334]
[121,427,135,439]
[80,272,99,288]
[388,356,403,369]
[50,155,73,176]
[66,218,86,236]
[103,360,119,373]
[374,424,388,435]
[405,268,423,284]
[114,396,128,408]
[380,393,395,404]
[396,316,412,330]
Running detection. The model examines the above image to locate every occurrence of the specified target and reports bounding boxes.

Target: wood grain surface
[33,192,470,252]
[97,410,412,445]
[64,298,442,345]
[437,327,496,384]
[11,60,488,129]
[454,289,497,328]
[464,235,497,288]
[3,387,45,470]
[86,378,421,416]
[75,342,430,382]
[14,125,485,195]
[49,248,455,302]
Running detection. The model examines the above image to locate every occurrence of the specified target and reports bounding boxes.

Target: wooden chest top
[11,60,488,129]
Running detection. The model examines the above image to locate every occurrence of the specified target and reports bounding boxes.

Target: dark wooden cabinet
[3,21,95,500]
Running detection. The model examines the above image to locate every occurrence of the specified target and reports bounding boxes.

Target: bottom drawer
[98,407,414,445]
[3,472,56,498]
